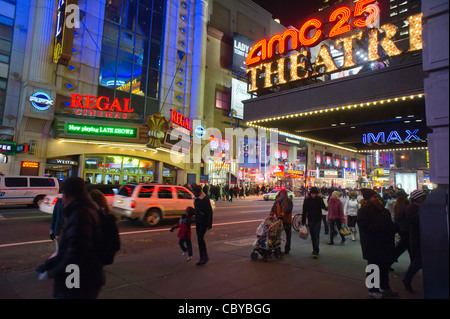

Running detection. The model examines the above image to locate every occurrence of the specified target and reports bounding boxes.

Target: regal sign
[170,109,192,131]
[246,0,422,92]
[68,94,134,119]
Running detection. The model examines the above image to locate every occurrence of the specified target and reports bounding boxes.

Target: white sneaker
[186,256,192,261]
[369,291,383,299]
[182,252,186,256]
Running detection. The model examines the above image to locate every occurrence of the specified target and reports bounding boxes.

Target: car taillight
[52,198,59,205]
[130,201,136,208]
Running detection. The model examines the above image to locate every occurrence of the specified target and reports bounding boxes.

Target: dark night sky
[251,0,319,28]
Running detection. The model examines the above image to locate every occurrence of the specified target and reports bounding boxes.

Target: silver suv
[112,184,215,227]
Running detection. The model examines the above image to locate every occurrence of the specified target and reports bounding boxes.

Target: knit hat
[360,188,378,201]
[332,191,340,197]
[410,189,426,201]
[349,191,358,197]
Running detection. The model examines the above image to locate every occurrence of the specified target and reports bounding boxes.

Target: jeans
[284,223,292,252]
[308,221,321,254]
[179,238,192,257]
[196,226,208,261]
[322,215,329,234]
[328,218,345,243]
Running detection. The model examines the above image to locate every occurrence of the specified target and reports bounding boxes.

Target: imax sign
[363,129,421,144]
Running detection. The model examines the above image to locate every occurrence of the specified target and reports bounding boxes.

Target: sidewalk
[0,228,424,300]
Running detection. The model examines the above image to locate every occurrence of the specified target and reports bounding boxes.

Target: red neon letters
[69,94,134,112]
[170,109,192,131]
[245,0,380,66]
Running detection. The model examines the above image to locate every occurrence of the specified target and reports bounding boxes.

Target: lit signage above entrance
[66,123,137,138]
[170,109,192,131]
[362,129,421,144]
[68,94,134,119]
[245,0,423,92]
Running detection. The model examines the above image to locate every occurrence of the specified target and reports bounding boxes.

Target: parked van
[0,175,59,207]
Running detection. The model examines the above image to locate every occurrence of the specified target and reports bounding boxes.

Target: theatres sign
[246,0,422,92]
[67,94,135,119]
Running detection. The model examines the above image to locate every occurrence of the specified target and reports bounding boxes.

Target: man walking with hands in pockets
[192,185,213,266]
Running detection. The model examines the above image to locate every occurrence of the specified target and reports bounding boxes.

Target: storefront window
[85,156,104,170]
[105,156,123,173]
[123,157,139,174]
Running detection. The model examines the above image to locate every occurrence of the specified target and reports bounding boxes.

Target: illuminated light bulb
[408,13,423,52]
[315,45,338,73]
[380,24,403,57]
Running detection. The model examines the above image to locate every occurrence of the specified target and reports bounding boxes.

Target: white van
[0,175,59,207]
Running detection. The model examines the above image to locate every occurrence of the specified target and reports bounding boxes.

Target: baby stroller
[250,215,283,262]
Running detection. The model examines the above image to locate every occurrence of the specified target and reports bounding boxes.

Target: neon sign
[246,8,423,92]
[29,92,53,111]
[67,123,137,138]
[246,0,383,66]
[170,109,192,131]
[362,129,421,144]
[68,94,134,119]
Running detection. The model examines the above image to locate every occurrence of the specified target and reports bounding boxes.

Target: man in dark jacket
[192,185,213,266]
[357,188,398,299]
[301,187,327,258]
[37,177,105,299]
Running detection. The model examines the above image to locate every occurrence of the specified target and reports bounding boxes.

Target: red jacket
[173,215,191,240]
[327,196,345,222]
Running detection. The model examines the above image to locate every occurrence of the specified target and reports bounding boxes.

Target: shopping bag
[299,225,308,240]
[339,224,352,236]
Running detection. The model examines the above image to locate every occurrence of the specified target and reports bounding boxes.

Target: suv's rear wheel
[142,209,161,227]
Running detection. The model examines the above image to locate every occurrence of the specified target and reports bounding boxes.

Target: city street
[0,196,424,300]
[0,196,296,273]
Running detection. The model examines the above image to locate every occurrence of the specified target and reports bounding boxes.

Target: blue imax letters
[363,129,420,144]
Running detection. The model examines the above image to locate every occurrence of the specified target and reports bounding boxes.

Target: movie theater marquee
[245,0,423,92]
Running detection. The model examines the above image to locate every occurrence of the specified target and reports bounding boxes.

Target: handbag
[339,224,352,236]
[299,225,308,240]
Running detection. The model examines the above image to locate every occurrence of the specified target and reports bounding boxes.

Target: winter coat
[302,196,327,224]
[173,214,191,240]
[406,203,421,260]
[327,195,345,222]
[270,197,293,224]
[357,200,397,263]
[193,193,213,232]
[344,198,359,217]
[50,198,64,236]
[45,197,105,298]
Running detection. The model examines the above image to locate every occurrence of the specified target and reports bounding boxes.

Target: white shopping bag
[299,225,308,240]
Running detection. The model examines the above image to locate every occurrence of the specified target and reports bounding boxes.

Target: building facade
[0,0,212,185]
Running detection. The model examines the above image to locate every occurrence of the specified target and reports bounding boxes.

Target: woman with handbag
[344,191,360,241]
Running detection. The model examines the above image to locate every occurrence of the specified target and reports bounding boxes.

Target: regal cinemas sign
[246,0,422,92]
[67,94,135,119]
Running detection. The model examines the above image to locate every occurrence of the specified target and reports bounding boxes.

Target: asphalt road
[0,196,305,274]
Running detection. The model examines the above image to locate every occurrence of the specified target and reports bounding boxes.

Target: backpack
[99,210,121,265]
